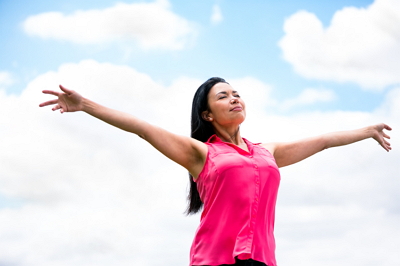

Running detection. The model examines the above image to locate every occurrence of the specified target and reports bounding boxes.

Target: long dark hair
[186,77,228,215]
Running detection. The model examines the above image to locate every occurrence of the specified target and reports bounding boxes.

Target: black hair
[186,77,228,215]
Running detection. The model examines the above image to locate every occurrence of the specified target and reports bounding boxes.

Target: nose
[230,97,238,104]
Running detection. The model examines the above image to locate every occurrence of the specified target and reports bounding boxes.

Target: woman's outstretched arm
[262,124,392,168]
[39,85,208,177]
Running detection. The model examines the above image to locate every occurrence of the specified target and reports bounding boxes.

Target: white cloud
[211,4,223,25]
[0,60,199,265]
[375,87,400,117]
[22,0,197,50]
[279,0,400,90]
[0,71,14,88]
[0,60,398,265]
[280,88,336,111]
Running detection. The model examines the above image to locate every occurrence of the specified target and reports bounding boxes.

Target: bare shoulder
[191,137,208,157]
[260,142,278,155]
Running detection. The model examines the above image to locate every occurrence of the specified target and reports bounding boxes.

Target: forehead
[209,82,235,95]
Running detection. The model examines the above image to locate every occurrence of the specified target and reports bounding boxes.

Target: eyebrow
[215,90,238,96]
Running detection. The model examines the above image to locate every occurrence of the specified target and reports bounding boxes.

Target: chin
[235,116,246,125]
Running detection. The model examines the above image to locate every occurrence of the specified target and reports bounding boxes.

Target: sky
[0,0,399,265]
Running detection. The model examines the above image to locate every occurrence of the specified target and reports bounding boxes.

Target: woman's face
[203,82,246,126]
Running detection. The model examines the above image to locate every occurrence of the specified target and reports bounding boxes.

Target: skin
[202,82,248,152]
[39,83,392,180]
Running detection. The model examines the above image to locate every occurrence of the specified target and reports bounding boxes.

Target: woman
[39,77,392,266]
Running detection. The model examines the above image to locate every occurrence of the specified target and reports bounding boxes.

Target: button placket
[246,154,261,250]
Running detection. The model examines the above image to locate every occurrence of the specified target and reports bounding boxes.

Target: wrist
[363,125,376,139]
[81,97,94,113]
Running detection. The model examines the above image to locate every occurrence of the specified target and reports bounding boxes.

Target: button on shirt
[190,135,281,266]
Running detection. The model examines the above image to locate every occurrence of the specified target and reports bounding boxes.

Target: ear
[201,110,213,121]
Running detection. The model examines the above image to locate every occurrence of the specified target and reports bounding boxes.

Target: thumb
[59,84,73,95]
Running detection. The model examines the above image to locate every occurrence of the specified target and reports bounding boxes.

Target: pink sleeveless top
[190,135,280,266]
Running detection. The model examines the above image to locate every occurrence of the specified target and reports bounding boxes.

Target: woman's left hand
[371,123,392,152]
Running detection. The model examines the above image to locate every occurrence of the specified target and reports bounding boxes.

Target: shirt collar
[206,134,257,154]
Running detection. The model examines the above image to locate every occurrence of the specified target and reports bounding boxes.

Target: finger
[381,143,390,152]
[42,90,60,96]
[383,132,391,139]
[52,104,61,111]
[384,141,392,151]
[39,99,58,107]
[384,124,392,131]
[59,85,73,95]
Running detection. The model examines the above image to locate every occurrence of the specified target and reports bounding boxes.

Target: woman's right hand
[39,85,84,113]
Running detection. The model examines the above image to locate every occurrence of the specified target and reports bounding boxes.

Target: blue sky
[1,0,386,112]
[0,0,399,265]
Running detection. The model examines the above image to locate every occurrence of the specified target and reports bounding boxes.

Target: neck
[214,125,243,145]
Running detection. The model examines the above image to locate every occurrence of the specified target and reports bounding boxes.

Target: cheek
[210,102,226,116]
[241,99,246,109]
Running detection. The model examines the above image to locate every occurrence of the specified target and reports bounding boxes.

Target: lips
[230,106,243,111]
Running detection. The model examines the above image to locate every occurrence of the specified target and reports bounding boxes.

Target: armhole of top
[193,143,211,183]
[256,144,276,161]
